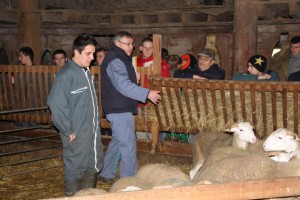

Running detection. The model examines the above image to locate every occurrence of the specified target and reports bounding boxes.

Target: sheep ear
[285,129,299,140]
[225,124,238,133]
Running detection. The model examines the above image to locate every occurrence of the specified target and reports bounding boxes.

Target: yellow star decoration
[255,56,264,66]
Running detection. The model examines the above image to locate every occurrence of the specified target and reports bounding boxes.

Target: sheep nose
[252,138,257,144]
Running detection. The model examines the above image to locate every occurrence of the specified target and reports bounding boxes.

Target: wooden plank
[261,84,267,136]
[47,177,300,200]
[182,80,193,130]
[175,79,186,131]
[229,82,237,122]
[165,79,178,132]
[220,81,228,124]
[239,82,246,121]
[250,83,256,126]
[271,84,277,131]
[293,84,299,134]
[233,1,257,73]
[191,80,200,122]
[152,34,161,77]
[17,0,42,65]
[282,87,287,129]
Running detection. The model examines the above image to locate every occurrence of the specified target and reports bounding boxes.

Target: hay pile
[144,86,299,138]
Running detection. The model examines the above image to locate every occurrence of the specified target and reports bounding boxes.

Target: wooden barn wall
[0,0,299,79]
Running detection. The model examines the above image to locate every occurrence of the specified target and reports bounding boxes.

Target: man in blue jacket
[48,33,104,197]
[99,31,161,181]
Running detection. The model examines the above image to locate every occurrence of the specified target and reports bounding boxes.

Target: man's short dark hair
[73,33,97,53]
[19,46,34,63]
[141,36,153,44]
[53,49,67,59]
[95,47,109,54]
[290,36,300,44]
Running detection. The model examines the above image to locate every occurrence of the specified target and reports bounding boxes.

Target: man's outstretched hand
[147,90,161,105]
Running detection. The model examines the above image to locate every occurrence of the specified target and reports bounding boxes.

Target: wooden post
[150,121,159,154]
[17,0,41,65]
[152,34,162,77]
[233,0,258,73]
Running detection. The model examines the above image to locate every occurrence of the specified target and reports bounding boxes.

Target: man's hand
[69,132,76,142]
[147,90,161,105]
[193,74,207,80]
[258,74,271,80]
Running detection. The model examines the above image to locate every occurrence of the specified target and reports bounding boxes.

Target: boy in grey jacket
[48,33,104,197]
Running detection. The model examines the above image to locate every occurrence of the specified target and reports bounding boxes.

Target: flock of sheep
[74,122,300,197]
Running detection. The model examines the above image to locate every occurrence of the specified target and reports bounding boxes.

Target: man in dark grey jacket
[48,33,104,197]
[99,31,161,181]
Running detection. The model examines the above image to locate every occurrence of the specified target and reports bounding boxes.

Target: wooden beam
[17,0,41,65]
[0,10,17,23]
[233,1,258,73]
[152,34,162,77]
[45,177,300,200]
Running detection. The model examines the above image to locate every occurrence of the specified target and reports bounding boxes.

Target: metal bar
[0,124,53,134]
[0,164,64,179]
[0,133,59,145]
[0,106,48,115]
[0,145,61,157]
[0,154,62,168]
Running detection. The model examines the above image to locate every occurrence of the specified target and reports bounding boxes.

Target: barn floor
[0,122,192,200]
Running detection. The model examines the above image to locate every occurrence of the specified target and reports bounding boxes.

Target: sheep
[109,176,152,193]
[74,188,108,197]
[263,128,300,162]
[136,163,192,188]
[189,121,257,180]
[193,146,300,184]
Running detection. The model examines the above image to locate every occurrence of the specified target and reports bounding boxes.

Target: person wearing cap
[174,48,225,80]
[233,55,280,81]
[173,53,198,78]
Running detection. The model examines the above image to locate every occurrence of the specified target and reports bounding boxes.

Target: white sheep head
[226,122,257,144]
[263,128,300,153]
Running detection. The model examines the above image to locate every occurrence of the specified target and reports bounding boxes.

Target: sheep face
[229,122,257,144]
[263,128,299,153]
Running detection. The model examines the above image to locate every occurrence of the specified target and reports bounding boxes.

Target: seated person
[173,53,198,78]
[174,48,225,80]
[287,71,300,81]
[233,55,280,81]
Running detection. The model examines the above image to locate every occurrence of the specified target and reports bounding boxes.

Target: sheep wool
[136,163,191,187]
[110,176,152,193]
[193,147,300,184]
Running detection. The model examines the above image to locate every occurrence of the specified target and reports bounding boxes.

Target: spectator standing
[288,36,300,76]
[53,49,68,68]
[93,47,108,66]
[137,36,170,87]
[47,33,104,197]
[19,46,34,65]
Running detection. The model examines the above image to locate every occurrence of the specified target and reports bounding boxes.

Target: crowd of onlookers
[16,35,300,82]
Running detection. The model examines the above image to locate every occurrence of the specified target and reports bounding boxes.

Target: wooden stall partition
[149,78,300,148]
[45,177,300,200]
[0,65,60,124]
